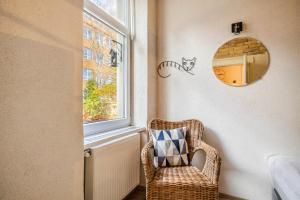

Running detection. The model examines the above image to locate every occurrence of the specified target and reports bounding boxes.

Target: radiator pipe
[84,149,92,158]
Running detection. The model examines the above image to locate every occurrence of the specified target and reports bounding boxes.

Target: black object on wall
[157,57,196,78]
[232,22,243,35]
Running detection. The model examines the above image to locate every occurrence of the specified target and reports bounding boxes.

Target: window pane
[83,12,126,123]
[83,27,92,40]
[83,68,93,80]
[95,32,103,45]
[83,47,92,60]
[89,0,126,24]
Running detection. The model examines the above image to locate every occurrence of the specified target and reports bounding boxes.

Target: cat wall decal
[157,57,196,78]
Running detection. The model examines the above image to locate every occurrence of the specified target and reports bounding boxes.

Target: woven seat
[153,166,213,187]
[141,119,221,200]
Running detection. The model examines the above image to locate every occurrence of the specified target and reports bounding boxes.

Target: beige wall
[0,0,84,200]
[147,0,158,122]
[132,0,157,187]
[157,0,300,199]
[132,0,157,128]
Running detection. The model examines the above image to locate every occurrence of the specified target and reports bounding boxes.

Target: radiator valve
[84,149,92,158]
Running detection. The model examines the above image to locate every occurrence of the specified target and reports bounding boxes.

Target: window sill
[84,126,146,149]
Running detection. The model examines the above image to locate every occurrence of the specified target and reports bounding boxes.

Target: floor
[124,187,145,200]
[124,186,233,200]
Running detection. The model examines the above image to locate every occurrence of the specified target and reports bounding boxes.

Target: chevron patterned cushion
[150,127,189,168]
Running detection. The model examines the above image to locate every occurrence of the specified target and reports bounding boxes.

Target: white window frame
[83,0,132,136]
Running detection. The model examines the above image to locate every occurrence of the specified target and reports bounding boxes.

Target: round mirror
[213,37,269,86]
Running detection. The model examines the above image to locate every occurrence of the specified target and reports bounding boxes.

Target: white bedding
[268,155,300,200]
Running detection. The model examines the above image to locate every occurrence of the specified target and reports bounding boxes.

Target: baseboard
[220,193,248,200]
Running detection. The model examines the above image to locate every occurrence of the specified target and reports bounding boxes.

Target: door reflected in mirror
[213,37,269,86]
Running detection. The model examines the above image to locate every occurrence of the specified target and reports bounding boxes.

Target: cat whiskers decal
[157,57,196,78]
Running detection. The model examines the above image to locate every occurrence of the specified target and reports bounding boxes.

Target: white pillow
[150,127,189,168]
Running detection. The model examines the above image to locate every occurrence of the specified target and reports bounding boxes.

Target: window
[83,47,92,60]
[83,68,93,80]
[108,38,112,48]
[95,53,103,65]
[96,33,103,45]
[103,36,107,46]
[83,26,92,39]
[83,0,131,135]
[89,0,126,24]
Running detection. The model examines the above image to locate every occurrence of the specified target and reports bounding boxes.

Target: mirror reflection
[213,37,269,86]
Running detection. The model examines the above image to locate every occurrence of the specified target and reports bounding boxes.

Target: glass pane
[89,0,126,24]
[83,12,126,123]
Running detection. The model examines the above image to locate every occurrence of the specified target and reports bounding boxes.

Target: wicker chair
[141,119,221,200]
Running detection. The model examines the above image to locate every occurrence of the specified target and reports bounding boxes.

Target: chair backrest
[148,119,204,154]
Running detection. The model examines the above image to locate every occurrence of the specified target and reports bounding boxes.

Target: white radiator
[85,133,140,200]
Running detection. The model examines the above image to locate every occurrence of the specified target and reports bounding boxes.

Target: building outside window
[95,32,103,45]
[108,38,112,49]
[102,36,107,47]
[83,26,93,40]
[96,53,103,65]
[83,0,130,135]
[83,68,93,80]
[83,47,93,60]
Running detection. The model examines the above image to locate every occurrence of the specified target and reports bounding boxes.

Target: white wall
[0,1,84,200]
[133,0,157,187]
[157,0,300,199]
[132,0,157,128]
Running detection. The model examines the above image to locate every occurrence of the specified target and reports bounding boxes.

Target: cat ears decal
[157,57,197,78]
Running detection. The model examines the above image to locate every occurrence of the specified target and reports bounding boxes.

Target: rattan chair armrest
[196,141,221,184]
[191,148,206,171]
[141,141,155,183]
